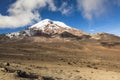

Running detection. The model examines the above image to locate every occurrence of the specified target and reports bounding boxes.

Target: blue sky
[0,0,120,36]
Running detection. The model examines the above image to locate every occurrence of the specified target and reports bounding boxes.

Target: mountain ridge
[0,19,120,42]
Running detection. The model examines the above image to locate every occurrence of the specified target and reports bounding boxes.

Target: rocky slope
[90,32,120,41]
[4,19,85,38]
[0,19,119,42]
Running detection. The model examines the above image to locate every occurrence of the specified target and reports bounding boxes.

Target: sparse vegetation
[0,40,120,80]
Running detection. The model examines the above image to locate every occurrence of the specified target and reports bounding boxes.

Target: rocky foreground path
[0,62,120,80]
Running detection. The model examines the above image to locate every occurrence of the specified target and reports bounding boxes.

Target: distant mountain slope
[5,19,86,39]
[29,19,85,36]
[0,19,119,42]
[91,32,120,41]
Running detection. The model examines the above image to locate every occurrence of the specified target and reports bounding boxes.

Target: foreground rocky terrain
[0,40,120,80]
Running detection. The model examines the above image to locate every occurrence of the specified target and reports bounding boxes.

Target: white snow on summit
[6,19,79,38]
[29,19,71,31]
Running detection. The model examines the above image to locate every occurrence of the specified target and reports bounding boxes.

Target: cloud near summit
[0,0,120,28]
[0,0,57,28]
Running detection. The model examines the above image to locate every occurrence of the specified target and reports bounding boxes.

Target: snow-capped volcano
[30,19,71,31]
[29,19,85,36]
[2,19,120,42]
[29,19,74,35]
[5,19,85,39]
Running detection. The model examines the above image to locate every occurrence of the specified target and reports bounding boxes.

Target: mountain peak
[4,19,85,39]
[29,19,71,31]
[40,19,53,24]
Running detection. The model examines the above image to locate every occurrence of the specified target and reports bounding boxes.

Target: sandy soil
[0,61,120,80]
[0,41,120,80]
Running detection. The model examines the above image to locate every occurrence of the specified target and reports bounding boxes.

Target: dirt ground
[0,40,120,80]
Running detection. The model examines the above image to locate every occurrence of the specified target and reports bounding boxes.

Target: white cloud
[47,0,57,11]
[0,0,56,28]
[59,2,73,15]
[77,0,108,21]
